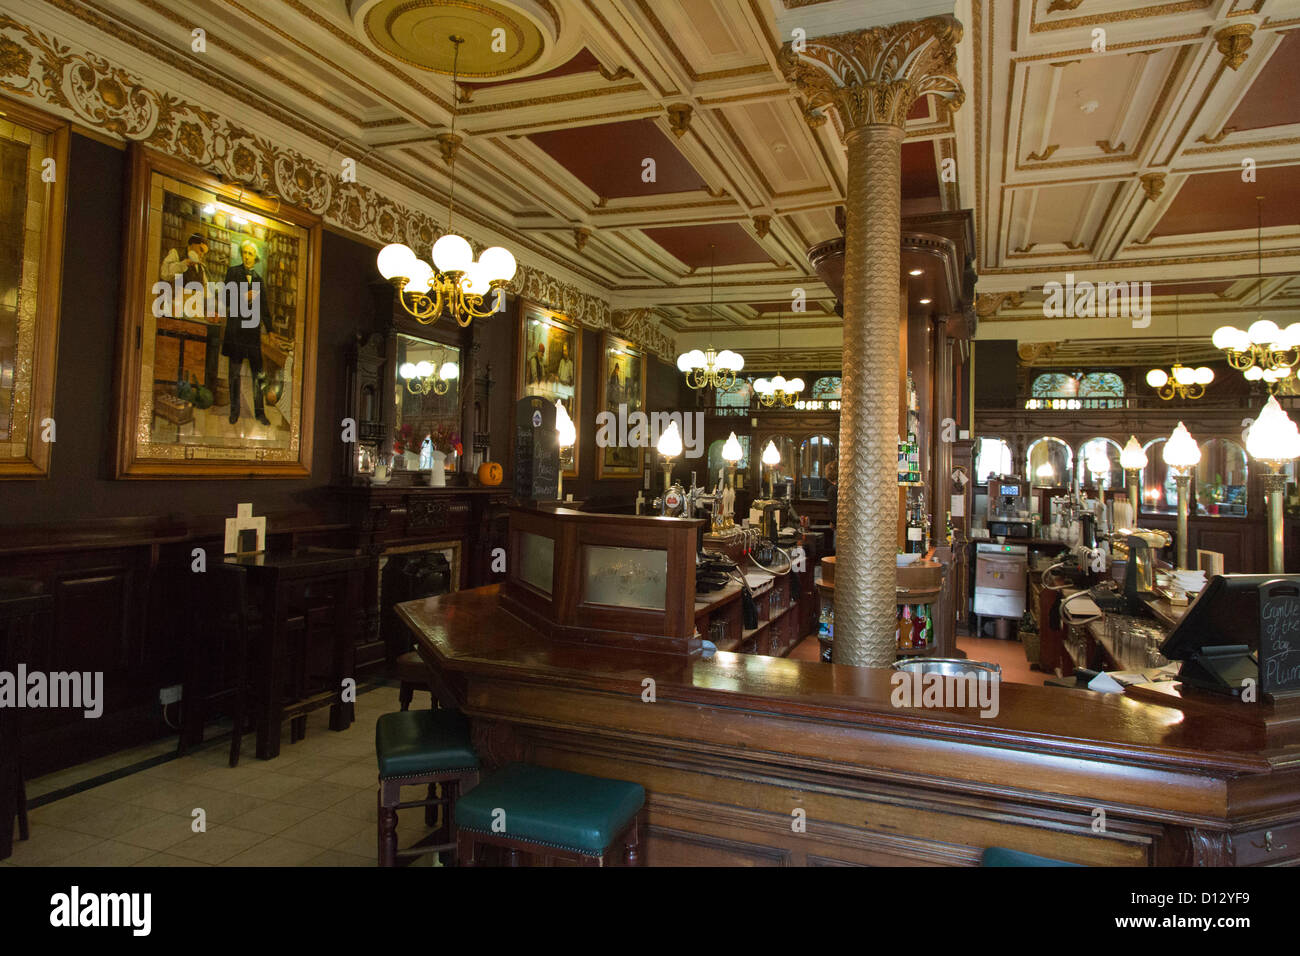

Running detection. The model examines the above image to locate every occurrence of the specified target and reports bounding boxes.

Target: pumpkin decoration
[478,460,503,486]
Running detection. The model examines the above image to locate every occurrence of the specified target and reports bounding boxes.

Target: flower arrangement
[428,423,463,456]
[393,422,415,455]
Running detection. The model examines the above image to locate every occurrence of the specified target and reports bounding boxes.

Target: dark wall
[3,132,677,527]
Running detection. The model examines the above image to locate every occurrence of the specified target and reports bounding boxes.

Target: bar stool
[375,709,479,866]
[455,763,645,866]
[395,650,433,710]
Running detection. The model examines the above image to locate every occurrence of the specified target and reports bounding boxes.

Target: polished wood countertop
[398,585,1298,776]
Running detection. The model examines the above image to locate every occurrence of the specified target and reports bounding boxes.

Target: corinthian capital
[780,16,964,131]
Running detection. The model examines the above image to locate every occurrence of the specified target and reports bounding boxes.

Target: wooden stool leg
[399,682,414,711]
[623,817,641,866]
[457,831,477,867]
[378,785,398,867]
[431,785,447,832]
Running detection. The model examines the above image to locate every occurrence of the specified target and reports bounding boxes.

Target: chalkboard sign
[1259,579,1300,697]
[514,397,559,500]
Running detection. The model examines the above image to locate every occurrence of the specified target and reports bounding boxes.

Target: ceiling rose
[355,0,558,78]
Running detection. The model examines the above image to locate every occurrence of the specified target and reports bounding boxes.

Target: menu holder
[1260,579,1300,701]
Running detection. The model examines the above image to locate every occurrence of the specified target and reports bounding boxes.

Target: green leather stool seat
[456,763,645,855]
[374,709,478,779]
[981,846,1083,867]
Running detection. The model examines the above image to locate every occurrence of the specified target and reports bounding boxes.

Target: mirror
[1195,438,1248,516]
[758,434,796,496]
[799,435,836,498]
[1076,437,1122,490]
[1140,438,1179,514]
[1027,436,1072,488]
[394,333,461,474]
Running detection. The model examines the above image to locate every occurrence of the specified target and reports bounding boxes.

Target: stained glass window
[812,376,842,399]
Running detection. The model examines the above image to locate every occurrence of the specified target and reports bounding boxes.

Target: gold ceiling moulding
[1026,144,1060,162]
[597,64,634,81]
[1012,243,1037,253]
[976,291,1026,318]
[574,227,591,252]
[1139,171,1167,202]
[360,0,549,79]
[1046,0,1086,12]
[778,16,965,132]
[1214,23,1256,70]
[436,132,462,165]
[754,215,771,238]
[1196,126,1236,144]
[1017,342,1060,364]
[1096,140,1126,154]
[666,103,693,137]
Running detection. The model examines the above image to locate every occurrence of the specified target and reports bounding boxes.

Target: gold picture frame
[596,332,646,480]
[0,96,69,479]
[517,300,580,478]
[112,144,320,478]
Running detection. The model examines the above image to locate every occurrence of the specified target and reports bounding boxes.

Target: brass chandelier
[1146,294,1213,400]
[1212,197,1300,393]
[677,245,744,390]
[376,36,517,327]
[399,358,459,396]
[754,310,804,407]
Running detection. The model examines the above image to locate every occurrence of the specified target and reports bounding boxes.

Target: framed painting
[517,300,580,478]
[112,144,320,478]
[0,97,69,479]
[596,332,646,480]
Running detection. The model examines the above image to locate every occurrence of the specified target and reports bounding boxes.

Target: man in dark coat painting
[528,342,546,385]
[222,240,271,425]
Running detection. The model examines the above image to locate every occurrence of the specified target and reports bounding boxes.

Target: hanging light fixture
[398,357,459,395]
[1146,293,1213,399]
[376,36,517,327]
[1212,197,1300,392]
[754,310,804,407]
[677,244,744,390]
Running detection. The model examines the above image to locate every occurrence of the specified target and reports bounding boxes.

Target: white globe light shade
[754,378,771,394]
[554,400,576,449]
[722,432,743,463]
[1194,366,1214,385]
[1120,436,1147,470]
[787,377,805,393]
[1087,445,1111,476]
[1247,396,1300,464]
[1249,318,1280,345]
[431,233,474,274]
[1036,463,1055,479]
[438,362,459,381]
[398,362,417,380]
[675,351,692,372]
[1173,365,1196,386]
[689,349,707,368]
[377,243,417,280]
[657,420,683,457]
[406,259,434,294]
[1146,368,1169,388]
[1162,422,1202,469]
[770,374,787,392]
[414,361,434,378]
[716,349,744,372]
[1264,366,1285,383]
[478,246,517,282]
[1244,366,1265,381]
[461,261,491,296]
[1212,326,1240,351]
[1284,323,1300,348]
[762,440,780,466]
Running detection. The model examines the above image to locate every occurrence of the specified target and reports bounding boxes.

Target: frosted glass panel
[518,532,554,594]
[582,546,667,609]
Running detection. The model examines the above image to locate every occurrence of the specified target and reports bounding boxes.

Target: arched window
[800,435,836,498]
[975,437,1013,484]
[1076,437,1122,490]
[1027,371,1125,410]
[812,376,842,400]
[1195,439,1248,516]
[707,435,750,478]
[1141,438,1179,514]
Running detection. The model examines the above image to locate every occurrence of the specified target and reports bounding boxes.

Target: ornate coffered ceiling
[964,0,1300,351]
[5,0,1298,368]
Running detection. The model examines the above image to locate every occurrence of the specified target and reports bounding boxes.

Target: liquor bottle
[922,605,933,647]
[912,605,925,648]
[899,605,912,650]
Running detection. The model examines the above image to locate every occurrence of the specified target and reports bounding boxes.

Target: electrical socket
[159,684,182,706]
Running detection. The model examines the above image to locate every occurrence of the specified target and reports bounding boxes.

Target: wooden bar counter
[398,586,1300,867]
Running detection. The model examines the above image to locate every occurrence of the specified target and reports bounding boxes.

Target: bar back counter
[397,509,1300,867]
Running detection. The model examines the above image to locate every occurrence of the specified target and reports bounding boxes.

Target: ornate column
[782,19,963,665]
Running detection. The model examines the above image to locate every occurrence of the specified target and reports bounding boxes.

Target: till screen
[999,484,1021,496]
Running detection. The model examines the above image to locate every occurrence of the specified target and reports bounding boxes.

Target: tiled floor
[4,685,442,868]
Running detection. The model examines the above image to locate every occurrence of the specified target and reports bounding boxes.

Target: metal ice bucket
[891,657,1002,679]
